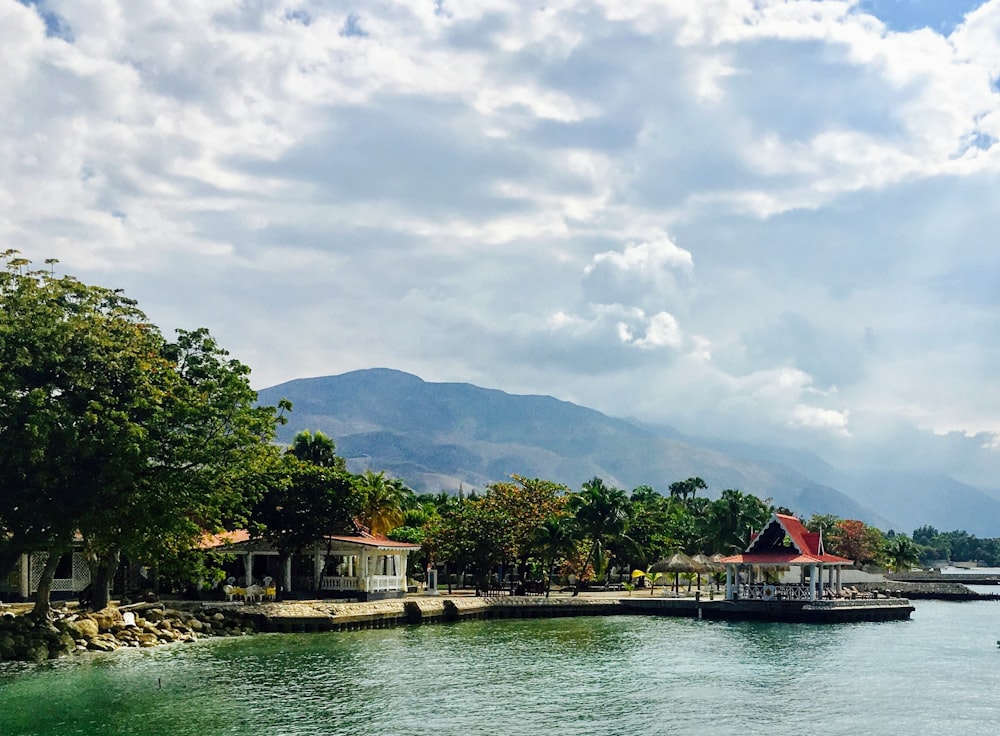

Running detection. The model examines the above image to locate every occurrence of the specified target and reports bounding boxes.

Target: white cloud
[789,404,851,436]
[4,0,1000,490]
[585,236,693,277]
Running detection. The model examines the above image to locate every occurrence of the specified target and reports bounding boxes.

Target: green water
[2,600,999,735]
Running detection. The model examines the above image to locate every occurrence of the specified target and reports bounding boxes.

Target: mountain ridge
[257,368,1000,535]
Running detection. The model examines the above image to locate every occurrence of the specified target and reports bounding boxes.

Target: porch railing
[320,575,404,592]
[738,583,830,601]
[321,576,359,591]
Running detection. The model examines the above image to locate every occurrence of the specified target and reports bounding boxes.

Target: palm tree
[668,477,708,503]
[568,477,630,595]
[533,515,575,597]
[704,489,772,553]
[288,430,343,469]
[884,535,921,574]
[356,470,405,536]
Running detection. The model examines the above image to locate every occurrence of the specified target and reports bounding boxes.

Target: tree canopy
[0,253,285,614]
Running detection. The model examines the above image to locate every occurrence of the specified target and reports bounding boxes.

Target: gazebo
[719,513,853,602]
[202,529,420,602]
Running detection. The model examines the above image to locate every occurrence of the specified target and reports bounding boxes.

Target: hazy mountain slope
[659,434,1000,537]
[258,368,892,526]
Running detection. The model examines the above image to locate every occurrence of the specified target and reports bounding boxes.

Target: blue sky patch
[854,0,988,35]
[340,13,368,38]
[18,0,74,41]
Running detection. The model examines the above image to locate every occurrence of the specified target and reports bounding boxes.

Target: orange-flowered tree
[825,519,885,565]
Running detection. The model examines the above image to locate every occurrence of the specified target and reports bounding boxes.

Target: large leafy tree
[0,254,284,616]
[249,431,358,592]
[423,496,518,592]
[825,519,885,565]
[482,475,569,572]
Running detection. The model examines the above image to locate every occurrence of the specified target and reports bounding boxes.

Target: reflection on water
[2,602,1000,736]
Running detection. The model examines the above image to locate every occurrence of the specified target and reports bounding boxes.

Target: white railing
[320,575,405,593]
[738,584,825,601]
[321,576,359,591]
[369,575,402,592]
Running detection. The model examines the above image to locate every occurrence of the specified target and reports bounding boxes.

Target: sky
[4,0,1000,487]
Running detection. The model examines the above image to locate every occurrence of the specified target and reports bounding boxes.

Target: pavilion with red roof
[201,527,421,602]
[719,513,853,602]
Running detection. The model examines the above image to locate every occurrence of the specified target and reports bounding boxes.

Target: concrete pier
[239,592,915,632]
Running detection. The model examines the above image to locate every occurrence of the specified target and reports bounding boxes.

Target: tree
[568,477,630,595]
[423,496,518,592]
[883,535,921,573]
[250,432,358,592]
[825,519,885,565]
[0,254,285,616]
[288,430,342,469]
[482,475,569,574]
[533,515,576,596]
[912,525,939,546]
[356,470,407,536]
[668,477,707,503]
[704,489,773,554]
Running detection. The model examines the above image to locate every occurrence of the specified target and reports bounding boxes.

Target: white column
[284,556,293,593]
[725,565,734,600]
[836,566,841,594]
[809,564,817,601]
[313,548,324,590]
[243,552,254,585]
[19,554,29,599]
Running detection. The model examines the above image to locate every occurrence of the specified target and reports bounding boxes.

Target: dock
[228,591,915,632]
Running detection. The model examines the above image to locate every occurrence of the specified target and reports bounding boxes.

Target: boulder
[136,633,159,647]
[69,618,99,640]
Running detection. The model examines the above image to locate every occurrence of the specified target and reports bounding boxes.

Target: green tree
[568,477,630,595]
[912,525,939,546]
[288,430,343,469]
[704,489,773,554]
[423,496,517,592]
[250,431,358,592]
[356,470,407,536]
[668,477,707,503]
[0,254,284,616]
[533,515,576,596]
[883,535,921,573]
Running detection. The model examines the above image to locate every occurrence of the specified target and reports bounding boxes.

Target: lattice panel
[27,552,91,592]
[72,553,91,586]
[29,553,47,592]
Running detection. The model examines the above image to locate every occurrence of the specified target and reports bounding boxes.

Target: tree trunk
[89,550,120,611]
[31,549,65,622]
[280,552,292,597]
[573,541,597,596]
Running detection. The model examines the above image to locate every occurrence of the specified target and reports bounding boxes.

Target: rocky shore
[0,602,263,663]
[858,580,997,600]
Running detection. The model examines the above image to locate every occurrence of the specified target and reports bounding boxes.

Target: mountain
[642,433,1000,537]
[257,368,892,527]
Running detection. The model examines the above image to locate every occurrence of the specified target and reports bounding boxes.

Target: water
[2,600,999,735]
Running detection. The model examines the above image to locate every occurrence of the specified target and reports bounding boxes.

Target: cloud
[4,0,1000,491]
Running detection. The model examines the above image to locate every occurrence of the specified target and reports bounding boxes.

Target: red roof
[719,513,852,566]
[199,529,251,549]
[326,533,421,550]
[199,529,420,551]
